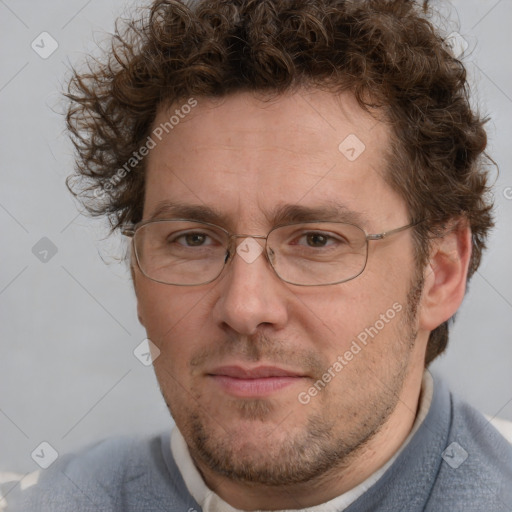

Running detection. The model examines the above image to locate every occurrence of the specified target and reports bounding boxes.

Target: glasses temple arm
[121,228,135,237]
[366,220,423,241]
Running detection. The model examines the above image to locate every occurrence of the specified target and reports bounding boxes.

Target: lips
[210,365,305,379]
[207,365,306,398]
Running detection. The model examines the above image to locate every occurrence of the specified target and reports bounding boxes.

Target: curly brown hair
[65,0,494,366]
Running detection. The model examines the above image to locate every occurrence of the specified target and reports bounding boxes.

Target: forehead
[143,89,406,231]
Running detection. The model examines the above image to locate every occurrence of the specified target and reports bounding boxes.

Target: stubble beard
[161,272,424,487]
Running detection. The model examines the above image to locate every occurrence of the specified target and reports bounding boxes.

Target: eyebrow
[147,200,369,229]
[148,201,232,225]
[269,202,369,227]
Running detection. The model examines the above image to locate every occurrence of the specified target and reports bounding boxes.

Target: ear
[419,218,472,332]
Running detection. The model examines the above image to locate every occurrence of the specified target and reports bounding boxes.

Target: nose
[211,237,289,335]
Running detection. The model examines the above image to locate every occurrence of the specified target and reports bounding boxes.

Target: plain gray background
[1,0,511,473]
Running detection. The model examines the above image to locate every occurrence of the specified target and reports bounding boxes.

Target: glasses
[122,218,420,286]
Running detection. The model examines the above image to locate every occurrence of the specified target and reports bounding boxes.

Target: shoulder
[3,432,196,512]
[486,415,512,444]
[426,381,512,511]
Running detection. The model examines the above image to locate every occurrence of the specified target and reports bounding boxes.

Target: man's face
[134,90,427,486]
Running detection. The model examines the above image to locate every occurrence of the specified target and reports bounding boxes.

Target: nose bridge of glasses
[226,233,268,255]
[219,233,281,280]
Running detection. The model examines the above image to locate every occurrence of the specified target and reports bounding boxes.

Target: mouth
[207,365,308,398]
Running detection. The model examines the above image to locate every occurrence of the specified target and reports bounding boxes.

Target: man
[5,0,512,510]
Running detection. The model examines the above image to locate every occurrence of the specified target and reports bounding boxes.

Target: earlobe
[130,263,146,327]
[419,218,472,332]
[136,293,146,327]
[137,306,146,327]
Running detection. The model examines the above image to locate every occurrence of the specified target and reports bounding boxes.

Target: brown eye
[305,233,329,247]
[293,231,345,249]
[181,233,208,246]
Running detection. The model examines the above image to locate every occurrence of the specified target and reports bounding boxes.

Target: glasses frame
[122,218,422,287]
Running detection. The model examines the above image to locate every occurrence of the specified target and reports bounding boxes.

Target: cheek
[137,281,211,349]
[293,278,388,337]
[295,273,410,362]
[138,286,211,393]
